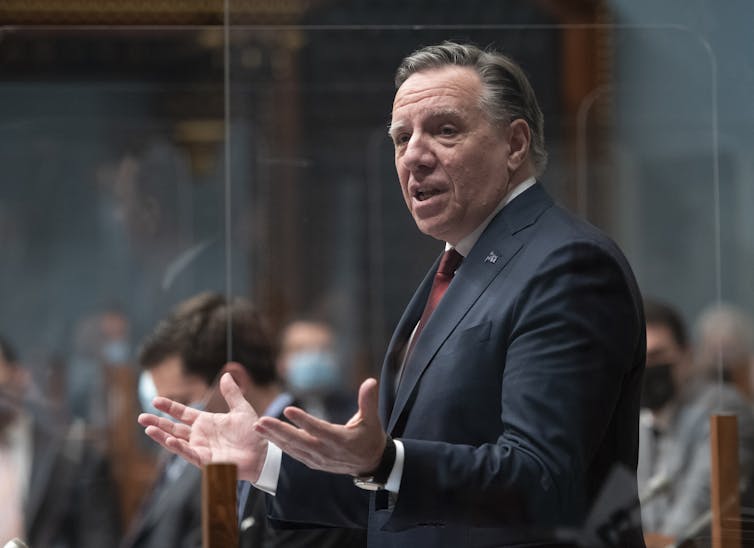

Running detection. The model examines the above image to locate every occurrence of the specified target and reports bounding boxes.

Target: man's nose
[401,134,436,172]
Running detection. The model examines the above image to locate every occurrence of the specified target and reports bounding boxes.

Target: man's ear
[220,361,252,391]
[506,118,531,172]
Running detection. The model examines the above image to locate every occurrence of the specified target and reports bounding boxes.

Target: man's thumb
[358,377,380,420]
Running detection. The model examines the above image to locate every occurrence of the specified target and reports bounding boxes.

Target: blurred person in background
[277,319,357,424]
[638,299,754,547]
[68,306,133,427]
[694,302,754,401]
[0,333,120,547]
[122,293,365,548]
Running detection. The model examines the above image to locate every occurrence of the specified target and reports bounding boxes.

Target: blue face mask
[102,340,130,364]
[188,400,206,412]
[287,350,340,394]
[138,370,163,417]
[138,370,209,422]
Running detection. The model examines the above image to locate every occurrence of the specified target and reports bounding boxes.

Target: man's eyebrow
[428,107,463,119]
[388,108,463,139]
[387,120,406,140]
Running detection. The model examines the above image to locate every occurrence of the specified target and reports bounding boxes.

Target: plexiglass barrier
[1,1,753,545]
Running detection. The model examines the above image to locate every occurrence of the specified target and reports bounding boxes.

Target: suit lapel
[386,183,553,433]
[378,258,439,423]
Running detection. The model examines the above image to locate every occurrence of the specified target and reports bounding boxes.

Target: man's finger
[255,421,343,473]
[137,412,161,428]
[164,436,202,468]
[138,413,192,441]
[282,407,339,439]
[152,397,200,425]
[220,372,254,414]
[255,417,322,452]
[144,426,200,467]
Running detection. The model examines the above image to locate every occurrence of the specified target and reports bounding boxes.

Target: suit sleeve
[384,240,643,531]
[266,453,370,529]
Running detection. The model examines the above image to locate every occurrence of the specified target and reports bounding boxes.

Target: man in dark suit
[140,42,646,546]
[0,334,120,548]
[122,292,364,548]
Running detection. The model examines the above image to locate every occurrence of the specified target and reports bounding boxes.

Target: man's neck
[450,175,537,257]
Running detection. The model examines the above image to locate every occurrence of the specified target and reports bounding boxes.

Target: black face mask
[641,363,676,411]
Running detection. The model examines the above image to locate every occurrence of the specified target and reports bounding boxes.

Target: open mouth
[414,188,442,201]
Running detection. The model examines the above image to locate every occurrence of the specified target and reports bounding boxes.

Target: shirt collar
[448,176,537,257]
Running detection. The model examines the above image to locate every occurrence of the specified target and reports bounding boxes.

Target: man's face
[390,66,514,245]
[646,323,690,384]
[149,355,210,408]
[642,323,691,411]
[277,321,334,377]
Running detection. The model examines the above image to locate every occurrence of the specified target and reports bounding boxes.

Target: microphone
[3,539,29,548]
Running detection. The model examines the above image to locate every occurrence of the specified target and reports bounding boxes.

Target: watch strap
[352,435,396,490]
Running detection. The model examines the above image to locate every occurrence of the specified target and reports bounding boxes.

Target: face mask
[102,340,130,364]
[138,370,167,418]
[138,371,208,420]
[188,400,206,412]
[641,363,676,411]
[287,350,340,394]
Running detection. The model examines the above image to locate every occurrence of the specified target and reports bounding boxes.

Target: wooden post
[105,366,158,528]
[710,415,741,548]
[202,463,238,548]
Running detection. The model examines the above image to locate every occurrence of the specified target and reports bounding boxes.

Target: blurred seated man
[277,319,357,424]
[694,302,754,401]
[0,333,120,548]
[638,299,754,546]
[121,293,365,548]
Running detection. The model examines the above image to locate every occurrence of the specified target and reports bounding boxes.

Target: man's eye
[439,126,457,136]
[394,134,410,146]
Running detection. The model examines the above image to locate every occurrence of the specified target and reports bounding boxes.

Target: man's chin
[415,222,459,246]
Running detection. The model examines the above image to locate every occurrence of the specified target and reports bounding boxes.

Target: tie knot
[437,248,463,276]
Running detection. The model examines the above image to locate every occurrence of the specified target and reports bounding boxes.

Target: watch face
[353,477,383,491]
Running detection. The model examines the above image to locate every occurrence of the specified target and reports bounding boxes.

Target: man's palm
[139,373,268,482]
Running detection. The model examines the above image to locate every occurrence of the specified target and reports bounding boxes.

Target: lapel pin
[484,251,499,264]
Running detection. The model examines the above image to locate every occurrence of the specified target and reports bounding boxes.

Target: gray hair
[395,41,547,175]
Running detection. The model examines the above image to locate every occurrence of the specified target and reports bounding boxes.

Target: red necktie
[405,248,464,360]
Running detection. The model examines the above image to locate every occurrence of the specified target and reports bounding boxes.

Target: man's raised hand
[253,377,387,477]
[138,372,268,482]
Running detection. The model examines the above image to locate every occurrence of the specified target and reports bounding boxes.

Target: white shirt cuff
[384,438,404,493]
[252,442,282,495]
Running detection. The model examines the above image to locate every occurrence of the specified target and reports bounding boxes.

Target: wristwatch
[352,435,397,491]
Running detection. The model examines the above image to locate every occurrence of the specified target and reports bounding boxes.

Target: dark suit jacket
[271,184,647,547]
[242,397,367,548]
[120,456,202,548]
[26,416,121,548]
